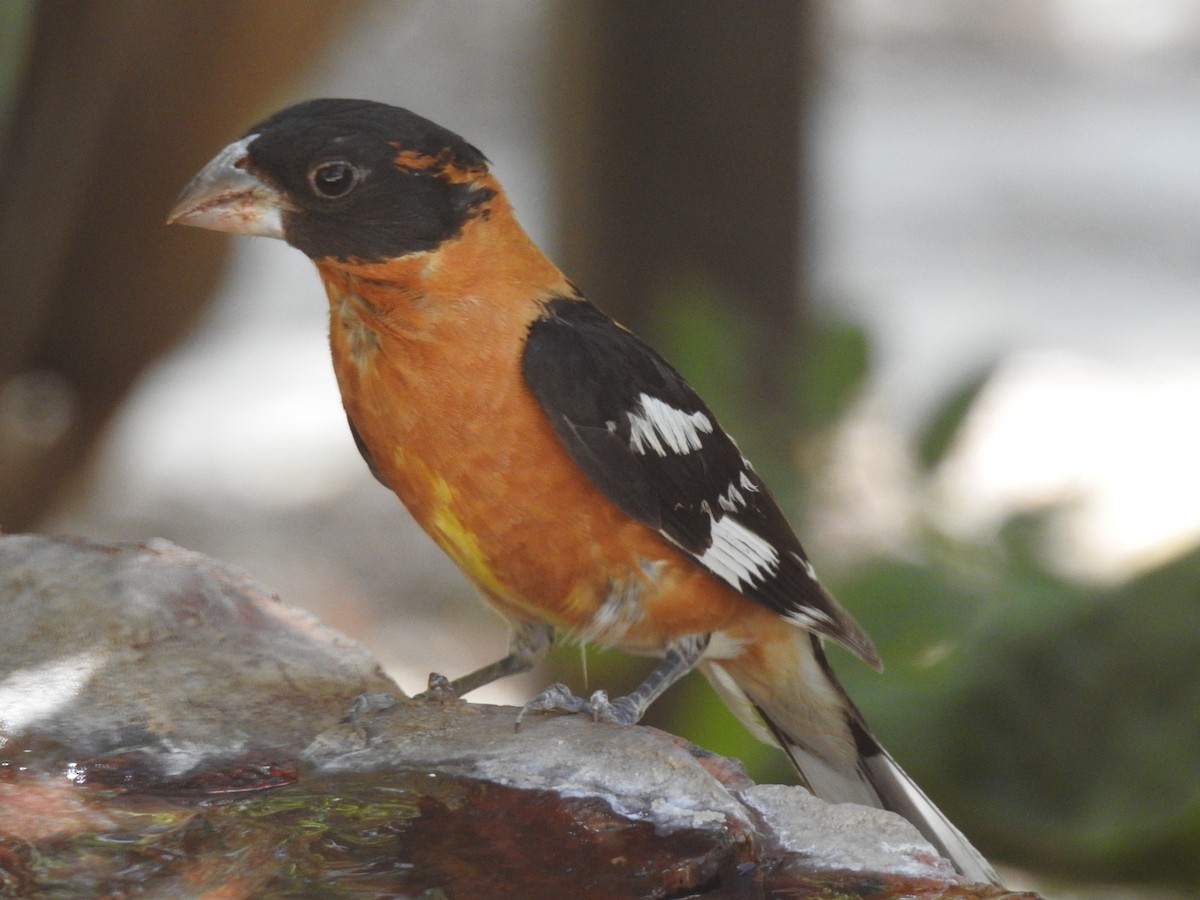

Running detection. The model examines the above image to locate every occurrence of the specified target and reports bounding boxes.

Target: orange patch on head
[390,145,486,184]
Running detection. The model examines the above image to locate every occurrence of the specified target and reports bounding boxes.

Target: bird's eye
[307,161,362,199]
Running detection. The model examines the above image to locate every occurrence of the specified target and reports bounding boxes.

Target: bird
[168,98,1000,885]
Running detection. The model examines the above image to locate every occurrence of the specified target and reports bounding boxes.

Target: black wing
[346,415,387,486]
[521,297,878,666]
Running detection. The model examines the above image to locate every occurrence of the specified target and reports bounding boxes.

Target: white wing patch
[628,394,713,456]
[717,480,746,513]
[792,550,818,582]
[784,605,834,629]
[697,512,780,590]
[781,552,831,630]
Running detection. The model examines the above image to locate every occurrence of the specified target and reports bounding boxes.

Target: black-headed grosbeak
[169,99,1000,885]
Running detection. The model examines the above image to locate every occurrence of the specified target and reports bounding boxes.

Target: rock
[0,533,396,780]
[0,534,1036,898]
[741,783,956,878]
[305,698,755,835]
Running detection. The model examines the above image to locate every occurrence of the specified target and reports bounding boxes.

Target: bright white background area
[812,0,1200,580]
[51,0,1200,694]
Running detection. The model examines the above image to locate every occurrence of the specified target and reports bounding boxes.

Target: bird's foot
[516,682,640,730]
[414,672,460,703]
[345,691,400,740]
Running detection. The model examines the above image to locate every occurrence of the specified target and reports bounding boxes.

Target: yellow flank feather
[389,446,509,602]
[427,479,510,601]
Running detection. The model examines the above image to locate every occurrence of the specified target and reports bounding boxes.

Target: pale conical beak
[166,134,291,238]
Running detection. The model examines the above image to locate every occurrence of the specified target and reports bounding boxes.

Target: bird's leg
[518,633,710,726]
[419,621,554,701]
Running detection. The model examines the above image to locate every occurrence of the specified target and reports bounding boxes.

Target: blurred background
[2,1,1198,895]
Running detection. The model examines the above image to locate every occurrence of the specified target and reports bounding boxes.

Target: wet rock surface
[0,534,1037,897]
[0,533,396,779]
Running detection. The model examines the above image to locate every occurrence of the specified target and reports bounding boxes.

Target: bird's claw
[347,691,399,719]
[414,672,460,703]
[345,691,400,740]
[591,691,640,725]
[518,682,589,724]
[516,682,640,730]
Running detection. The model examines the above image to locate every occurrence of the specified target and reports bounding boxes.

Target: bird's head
[167,98,497,263]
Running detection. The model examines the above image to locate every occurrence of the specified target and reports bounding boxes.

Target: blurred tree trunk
[547,0,819,459]
[0,0,362,531]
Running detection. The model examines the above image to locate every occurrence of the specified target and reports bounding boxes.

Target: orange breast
[314,217,763,653]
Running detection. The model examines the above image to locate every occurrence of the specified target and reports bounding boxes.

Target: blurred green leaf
[915,363,996,472]
[949,543,1200,881]
[645,274,753,408]
[643,274,797,492]
[791,318,871,434]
